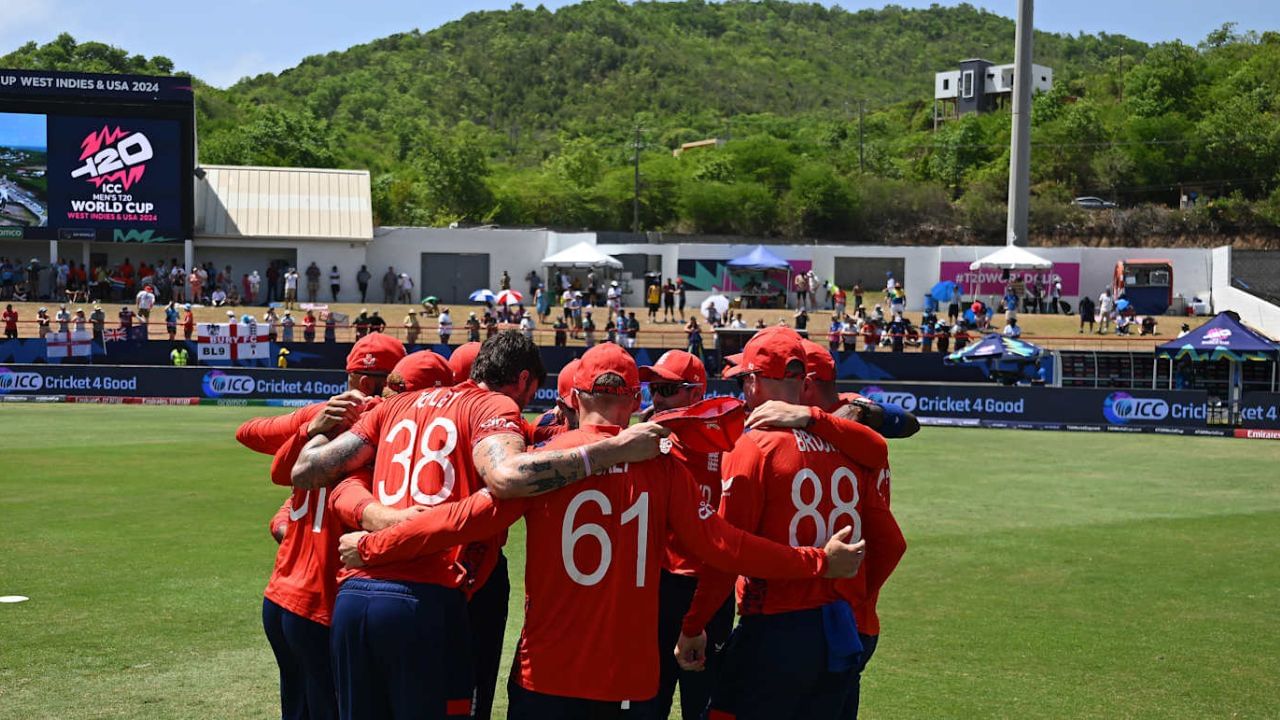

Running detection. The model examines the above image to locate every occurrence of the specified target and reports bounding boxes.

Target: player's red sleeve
[329,468,376,529]
[681,439,768,637]
[667,461,826,585]
[348,396,395,446]
[269,425,312,487]
[470,393,527,445]
[236,404,321,455]
[857,475,907,599]
[357,490,527,567]
[807,406,889,470]
[268,498,290,542]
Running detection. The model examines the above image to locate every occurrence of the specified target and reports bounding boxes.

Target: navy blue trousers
[261,598,338,720]
[655,570,735,720]
[468,553,509,720]
[705,608,854,720]
[330,578,474,720]
[507,674,659,720]
[841,633,879,719]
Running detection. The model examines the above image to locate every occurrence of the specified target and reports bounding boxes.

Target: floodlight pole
[1005,0,1034,248]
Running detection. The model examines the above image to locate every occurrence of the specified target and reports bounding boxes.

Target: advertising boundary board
[0,364,346,401]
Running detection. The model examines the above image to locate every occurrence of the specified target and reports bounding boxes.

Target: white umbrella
[469,288,496,303]
[701,293,730,321]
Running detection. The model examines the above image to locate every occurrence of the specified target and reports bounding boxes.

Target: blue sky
[0,112,47,149]
[3,0,1276,88]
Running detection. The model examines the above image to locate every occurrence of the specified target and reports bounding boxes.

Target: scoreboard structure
[0,68,195,244]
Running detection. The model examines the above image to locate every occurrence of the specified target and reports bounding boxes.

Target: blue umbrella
[469,288,496,303]
[1115,298,1131,312]
[929,280,959,302]
[945,333,1044,364]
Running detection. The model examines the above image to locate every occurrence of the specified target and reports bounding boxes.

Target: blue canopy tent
[1154,312,1279,409]
[725,245,792,308]
[945,333,1047,383]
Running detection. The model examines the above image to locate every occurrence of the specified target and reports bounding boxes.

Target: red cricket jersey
[260,402,381,626]
[682,409,902,637]
[235,403,324,455]
[342,380,524,588]
[662,439,722,577]
[356,425,830,703]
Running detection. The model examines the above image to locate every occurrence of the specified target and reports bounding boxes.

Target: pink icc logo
[70,125,154,190]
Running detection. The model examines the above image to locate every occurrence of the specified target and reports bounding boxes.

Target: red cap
[799,339,836,382]
[573,344,640,395]
[722,327,805,380]
[391,351,454,391]
[639,350,706,387]
[346,333,406,374]
[447,342,482,382]
[720,353,744,378]
[651,397,746,454]
[557,359,581,402]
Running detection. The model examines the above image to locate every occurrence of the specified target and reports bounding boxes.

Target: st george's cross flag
[197,322,269,362]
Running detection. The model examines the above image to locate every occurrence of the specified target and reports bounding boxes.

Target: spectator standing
[1078,294,1096,333]
[686,317,704,359]
[794,308,809,333]
[646,282,661,322]
[404,309,420,344]
[607,281,622,316]
[73,309,86,334]
[324,311,337,343]
[1050,280,1062,314]
[888,314,907,352]
[861,317,879,352]
[465,312,480,342]
[936,322,951,354]
[832,285,847,319]
[662,279,676,322]
[281,312,295,342]
[263,307,280,342]
[91,304,107,341]
[283,268,299,309]
[583,309,597,347]
[301,310,316,342]
[953,324,971,351]
[553,316,568,346]
[1029,281,1042,315]
[260,263,275,304]
[920,318,935,352]
[356,265,371,303]
[381,266,397,303]
[329,266,341,302]
[519,311,534,340]
[164,302,179,340]
[116,306,132,336]
[247,270,261,305]
[626,311,641,349]
[397,273,414,304]
[188,268,203,305]
[676,278,686,321]
[1097,289,1114,334]
[483,312,498,339]
[2,304,16,339]
[353,309,370,339]
[368,310,386,335]
[304,262,321,303]
[526,270,542,299]
[793,272,809,310]
[55,304,71,334]
[170,344,189,366]
[500,270,511,291]
[827,317,843,352]
[534,286,549,323]
[948,285,963,324]
[852,280,864,309]
[438,308,453,345]
[135,283,156,323]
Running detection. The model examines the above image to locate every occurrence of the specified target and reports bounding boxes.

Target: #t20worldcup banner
[0,69,194,243]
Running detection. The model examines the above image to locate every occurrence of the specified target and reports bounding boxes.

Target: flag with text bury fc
[197,322,269,362]
[46,330,94,359]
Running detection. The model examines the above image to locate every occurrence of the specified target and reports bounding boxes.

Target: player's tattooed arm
[474,422,671,499]
[291,431,374,489]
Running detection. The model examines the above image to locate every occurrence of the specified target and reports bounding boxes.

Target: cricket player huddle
[236,326,916,720]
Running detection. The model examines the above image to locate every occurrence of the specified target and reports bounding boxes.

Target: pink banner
[939,262,1080,297]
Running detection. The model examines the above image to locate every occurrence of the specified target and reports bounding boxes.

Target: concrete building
[934,58,1052,127]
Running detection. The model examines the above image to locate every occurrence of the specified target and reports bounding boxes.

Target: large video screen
[0,69,194,243]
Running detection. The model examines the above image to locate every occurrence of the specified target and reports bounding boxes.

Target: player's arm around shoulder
[340,489,527,569]
[291,391,380,489]
[475,422,671,499]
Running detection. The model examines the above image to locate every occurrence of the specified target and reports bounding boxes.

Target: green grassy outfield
[0,405,1276,719]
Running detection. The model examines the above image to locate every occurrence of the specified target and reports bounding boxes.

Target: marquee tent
[541,242,623,269]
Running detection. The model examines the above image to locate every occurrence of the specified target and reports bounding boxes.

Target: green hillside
[5,1,1279,244]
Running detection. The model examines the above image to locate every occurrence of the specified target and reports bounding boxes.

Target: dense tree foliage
[6,4,1279,243]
